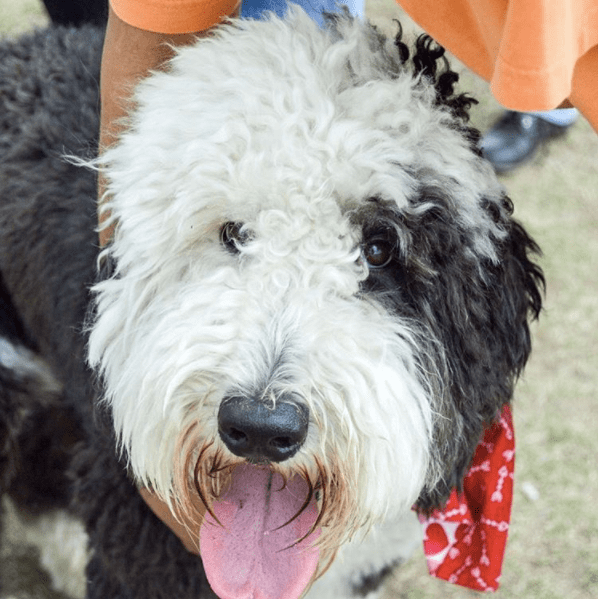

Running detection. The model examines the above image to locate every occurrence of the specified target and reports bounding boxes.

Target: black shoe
[480,111,570,173]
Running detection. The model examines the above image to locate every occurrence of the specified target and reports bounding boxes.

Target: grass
[0,0,47,35]
[1,0,597,597]
[368,2,598,598]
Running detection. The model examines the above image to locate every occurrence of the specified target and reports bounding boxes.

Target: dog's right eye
[220,222,248,253]
[362,238,394,269]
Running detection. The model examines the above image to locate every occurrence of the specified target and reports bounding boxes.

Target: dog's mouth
[199,463,321,599]
[168,429,337,599]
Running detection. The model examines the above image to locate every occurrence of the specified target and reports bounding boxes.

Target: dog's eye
[220,222,249,253]
[362,238,393,269]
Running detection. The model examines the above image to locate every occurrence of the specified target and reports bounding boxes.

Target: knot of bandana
[419,404,515,592]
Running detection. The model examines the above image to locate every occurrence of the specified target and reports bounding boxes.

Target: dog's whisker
[272,472,315,534]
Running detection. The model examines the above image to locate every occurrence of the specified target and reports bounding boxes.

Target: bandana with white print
[419,404,515,592]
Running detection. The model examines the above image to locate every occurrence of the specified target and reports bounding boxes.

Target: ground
[0,1,597,598]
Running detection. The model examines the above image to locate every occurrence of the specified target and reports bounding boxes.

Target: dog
[0,7,543,599]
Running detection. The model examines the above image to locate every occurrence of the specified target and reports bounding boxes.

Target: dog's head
[89,7,543,598]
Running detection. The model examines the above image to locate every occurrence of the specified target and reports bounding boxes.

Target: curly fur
[0,8,543,599]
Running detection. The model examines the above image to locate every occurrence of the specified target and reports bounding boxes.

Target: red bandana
[419,404,514,592]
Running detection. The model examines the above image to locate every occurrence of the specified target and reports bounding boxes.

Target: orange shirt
[110,0,240,33]
[399,0,598,131]
[109,0,598,130]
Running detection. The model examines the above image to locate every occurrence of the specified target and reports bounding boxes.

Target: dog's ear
[480,196,544,378]
[412,194,544,512]
[445,195,544,415]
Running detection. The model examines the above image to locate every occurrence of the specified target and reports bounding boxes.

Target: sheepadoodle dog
[0,6,543,599]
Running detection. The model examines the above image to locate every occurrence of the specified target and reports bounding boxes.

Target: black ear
[447,198,544,417]
[411,195,544,512]
[483,200,544,377]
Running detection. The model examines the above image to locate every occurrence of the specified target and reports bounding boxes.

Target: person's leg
[480,108,578,173]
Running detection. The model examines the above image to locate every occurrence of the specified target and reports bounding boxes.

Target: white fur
[87,6,508,591]
[1,496,88,599]
[307,509,422,598]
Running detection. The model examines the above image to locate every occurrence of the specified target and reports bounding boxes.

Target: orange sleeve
[570,45,598,133]
[397,0,598,132]
[109,0,241,33]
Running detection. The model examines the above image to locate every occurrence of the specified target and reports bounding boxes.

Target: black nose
[218,395,309,463]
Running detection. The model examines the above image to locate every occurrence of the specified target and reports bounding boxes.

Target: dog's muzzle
[218,395,309,463]
[194,395,319,599]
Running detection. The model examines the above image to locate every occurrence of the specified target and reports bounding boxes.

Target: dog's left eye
[220,222,249,253]
[362,238,393,269]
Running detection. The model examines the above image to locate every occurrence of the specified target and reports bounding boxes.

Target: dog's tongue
[199,464,320,599]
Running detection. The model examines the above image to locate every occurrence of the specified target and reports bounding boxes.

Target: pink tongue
[199,464,320,599]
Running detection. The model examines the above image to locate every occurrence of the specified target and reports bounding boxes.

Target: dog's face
[89,7,542,597]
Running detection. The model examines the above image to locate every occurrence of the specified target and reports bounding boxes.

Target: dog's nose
[218,396,309,463]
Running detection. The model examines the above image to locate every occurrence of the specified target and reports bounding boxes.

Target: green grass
[2,1,597,597]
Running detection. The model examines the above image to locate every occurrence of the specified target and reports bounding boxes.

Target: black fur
[356,186,543,512]
[351,561,398,597]
[325,10,481,150]
[0,25,218,598]
[0,19,542,598]
[70,437,218,599]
